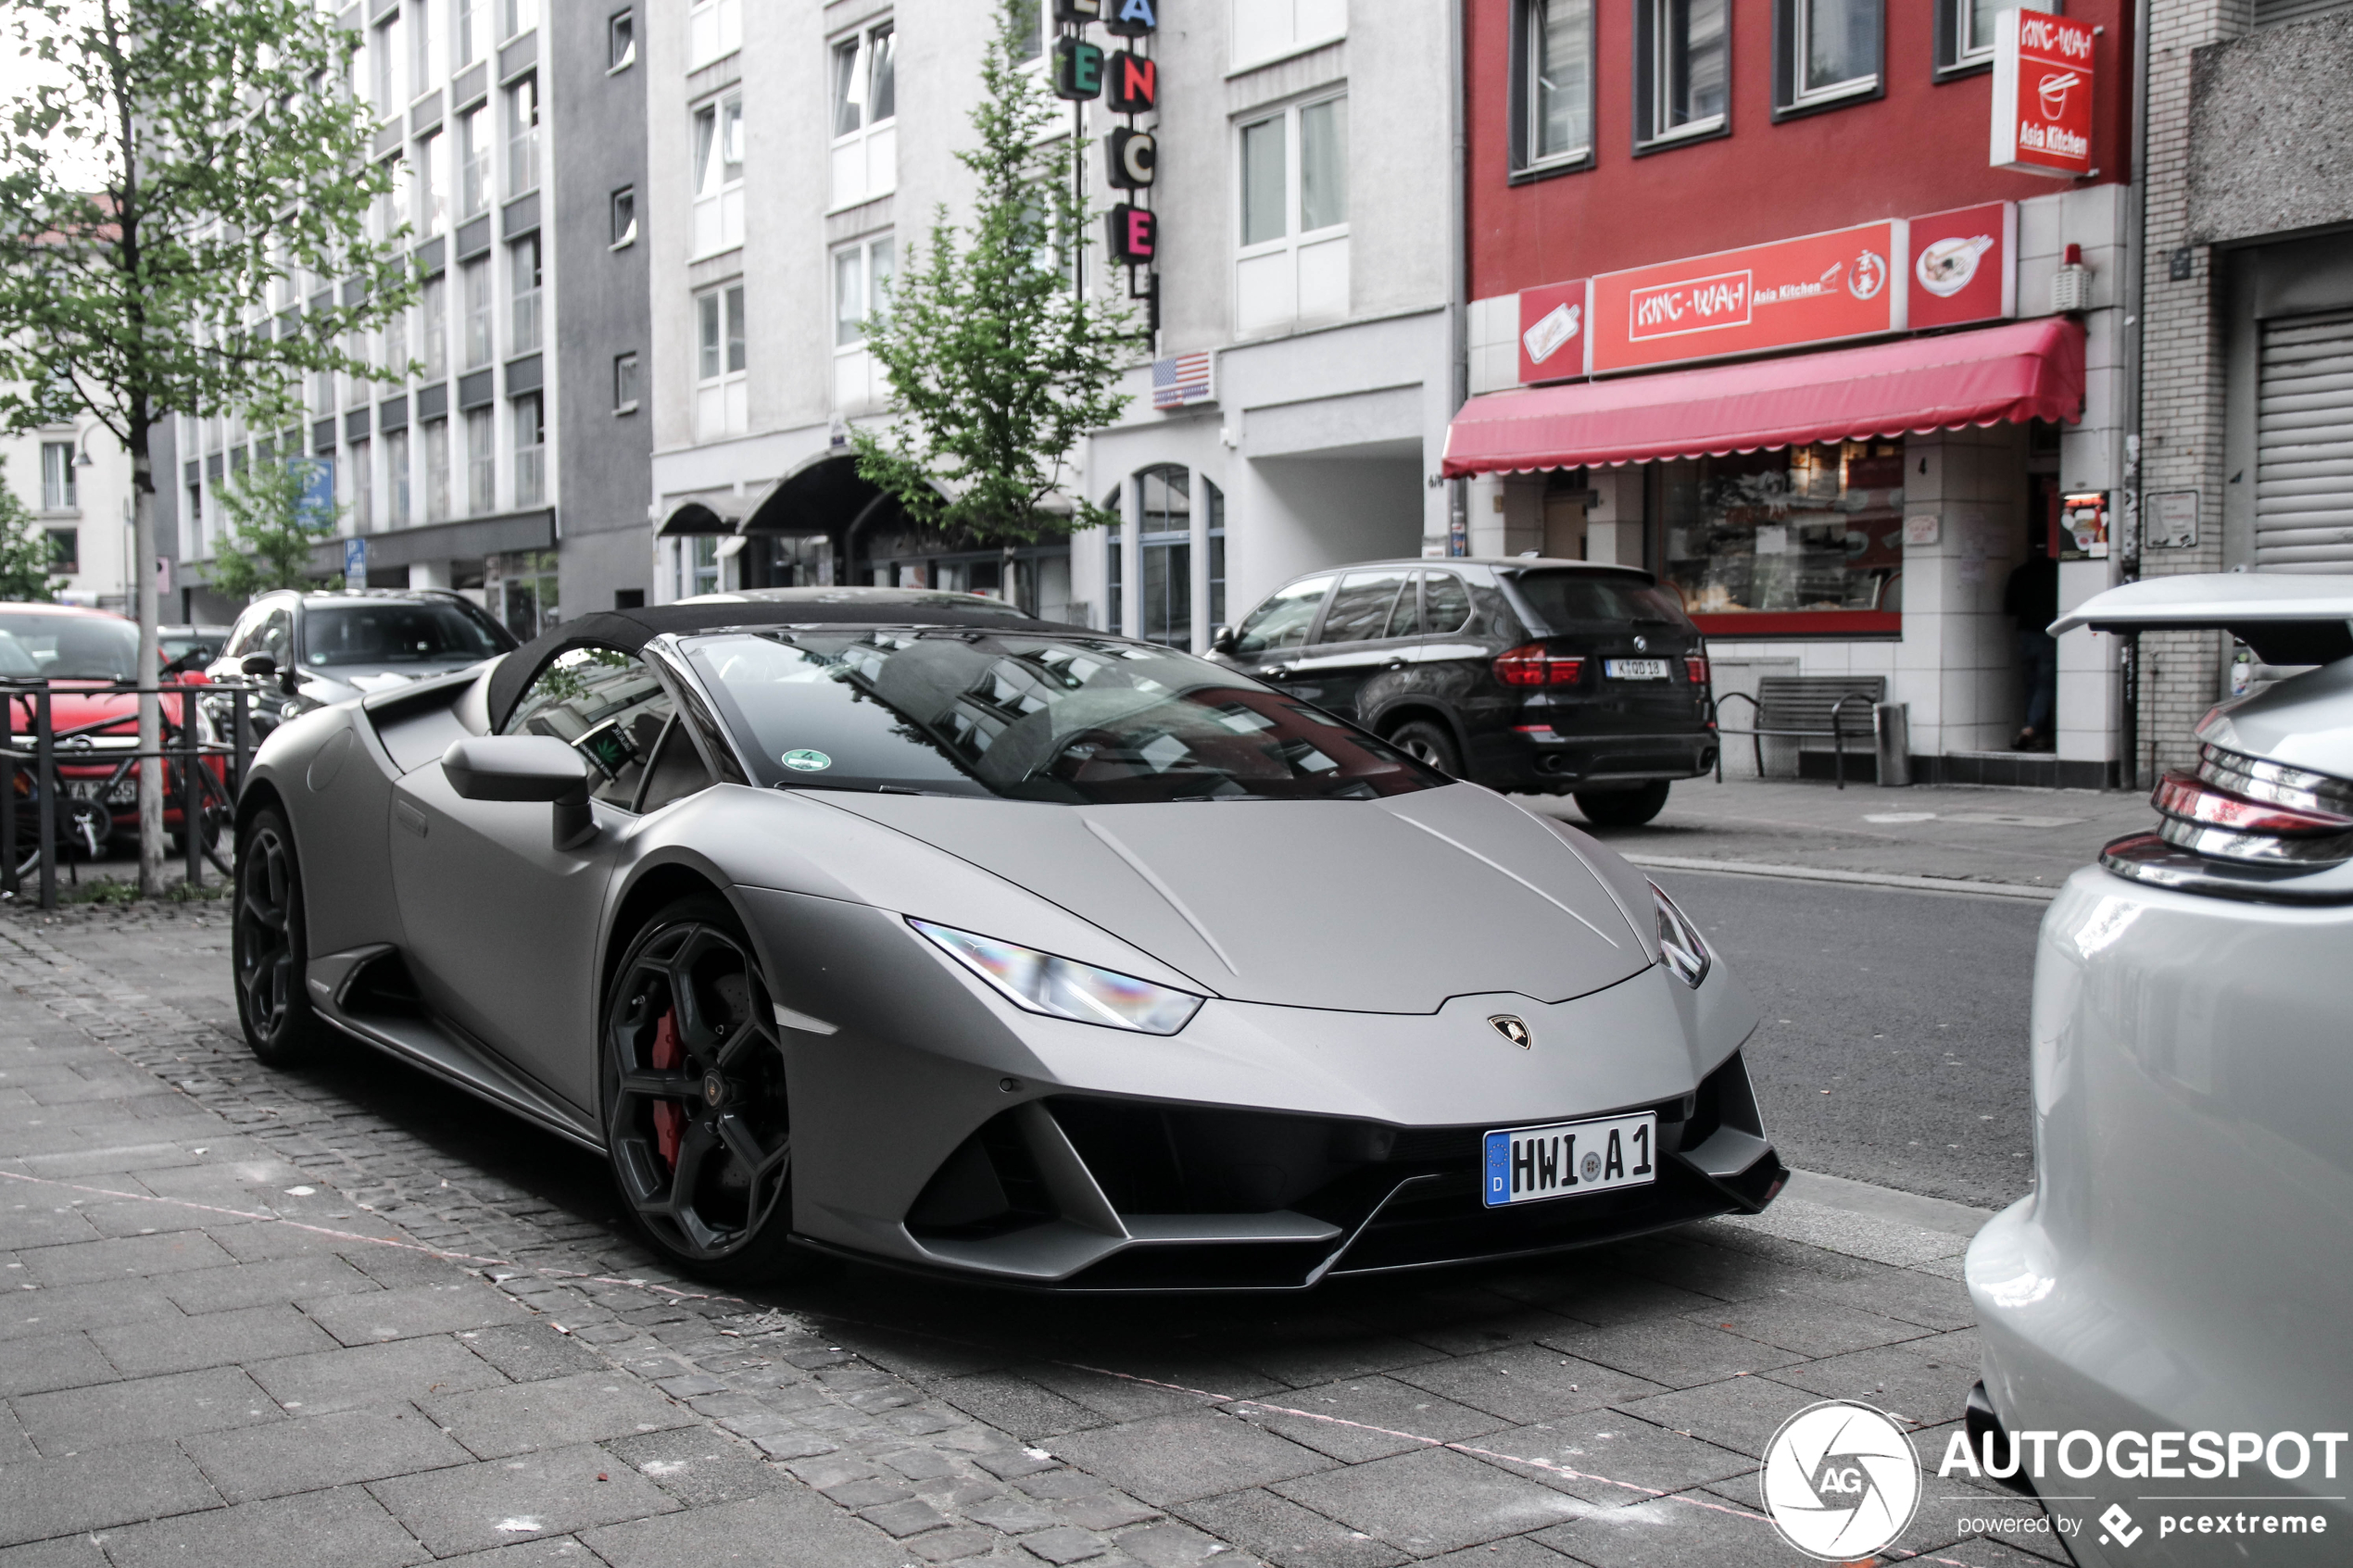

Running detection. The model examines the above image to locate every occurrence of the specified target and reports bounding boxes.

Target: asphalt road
[1650,868,2046,1211]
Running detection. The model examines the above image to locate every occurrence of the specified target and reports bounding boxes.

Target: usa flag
[1151,351,1215,410]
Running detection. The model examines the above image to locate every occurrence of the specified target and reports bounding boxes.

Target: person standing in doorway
[2004,540,2059,752]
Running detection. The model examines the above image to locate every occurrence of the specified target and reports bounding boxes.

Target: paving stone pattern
[0,902,2057,1567]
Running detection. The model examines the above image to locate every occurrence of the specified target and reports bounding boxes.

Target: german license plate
[67,779,134,805]
[1481,1112,1657,1208]
[1604,659,1670,681]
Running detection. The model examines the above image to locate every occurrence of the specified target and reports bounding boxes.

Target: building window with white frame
[1636,0,1729,147]
[1235,94,1349,338]
[351,436,374,532]
[39,441,75,511]
[1231,0,1346,69]
[829,22,896,209]
[384,298,409,377]
[461,256,493,368]
[691,95,744,255]
[506,74,539,196]
[509,234,541,355]
[831,235,895,413]
[613,352,639,414]
[687,0,741,69]
[346,332,371,407]
[610,185,636,247]
[423,417,450,521]
[1516,0,1593,171]
[458,105,490,219]
[411,0,442,100]
[455,0,484,68]
[465,405,495,511]
[415,130,447,236]
[1778,0,1879,112]
[511,393,544,507]
[501,0,536,41]
[1010,0,1042,63]
[422,272,448,381]
[373,11,403,117]
[608,7,635,71]
[1936,0,2010,74]
[386,425,411,527]
[695,282,747,439]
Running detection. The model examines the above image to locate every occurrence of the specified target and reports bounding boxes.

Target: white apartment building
[642,0,1462,644]
[0,419,134,610]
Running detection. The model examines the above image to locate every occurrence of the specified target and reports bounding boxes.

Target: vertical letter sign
[1991,8,2096,179]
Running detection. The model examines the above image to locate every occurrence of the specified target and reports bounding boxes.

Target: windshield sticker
[781,749,833,772]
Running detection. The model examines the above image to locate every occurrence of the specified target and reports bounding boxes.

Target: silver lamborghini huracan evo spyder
[232,589,1783,1287]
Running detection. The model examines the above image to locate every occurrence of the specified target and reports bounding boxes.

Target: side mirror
[239,653,278,680]
[1210,625,1237,656]
[441,735,597,850]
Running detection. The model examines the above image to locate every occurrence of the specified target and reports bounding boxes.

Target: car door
[387,645,684,1112]
[1223,573,1335,698]
[1284,567,1422,721]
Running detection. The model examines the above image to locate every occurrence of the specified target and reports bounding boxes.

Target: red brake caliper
[650,1006,686,1169]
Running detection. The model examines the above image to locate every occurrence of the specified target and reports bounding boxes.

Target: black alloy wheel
[1575,781,1672,828]
[1389,719,1463,777]
[603,897,801,1280]
[233,808,328,1066]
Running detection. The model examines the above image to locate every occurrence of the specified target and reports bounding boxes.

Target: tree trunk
[132,434,161,897]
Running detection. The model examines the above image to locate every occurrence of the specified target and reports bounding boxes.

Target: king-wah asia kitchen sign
[1991,6,2099,179]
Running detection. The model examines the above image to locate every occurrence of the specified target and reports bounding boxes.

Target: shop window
[608,7,635,71]
[692,94,744,255]
[1655,440,1906,633]
[832,236,895,413]
[1232,0,1346,69]
[1236,95,1349,337]
[40,441,75,511]
[696,282,747,440]
[1513,0,1594,175]
[688,0,741,69]
[497,549,560,640]
[1776,0,1880,115]
[1206,481,1227,630]
[831,22,897,209]
[1137,465,1192,648]
[690,535,721,596]
[1635,0,1729,151]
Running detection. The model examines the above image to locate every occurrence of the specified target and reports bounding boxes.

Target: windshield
[686,630,1447,804]
[1510,571,1696,632]
[303,600,516,668]
[0,612,140,680]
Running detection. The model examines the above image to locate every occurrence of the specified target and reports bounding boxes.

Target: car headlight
[909,918,1204,1035]
[1650,882,1710,988]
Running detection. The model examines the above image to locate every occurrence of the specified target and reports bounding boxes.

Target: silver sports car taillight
[910,919,1205,1035]
[2149,745,2353,866]
[1649,882,1710,988]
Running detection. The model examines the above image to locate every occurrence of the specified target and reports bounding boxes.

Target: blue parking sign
[297,457,335,525]
[345,536,368,584]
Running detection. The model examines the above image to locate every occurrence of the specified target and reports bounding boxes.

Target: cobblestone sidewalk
[0,902,2061,1568]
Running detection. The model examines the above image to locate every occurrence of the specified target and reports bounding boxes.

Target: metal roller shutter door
[2256,308,2353,573]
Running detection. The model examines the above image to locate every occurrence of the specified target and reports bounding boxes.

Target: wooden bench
[1713,675,1887,788]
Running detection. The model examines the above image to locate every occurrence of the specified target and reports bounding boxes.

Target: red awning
[1441,317,2085,477]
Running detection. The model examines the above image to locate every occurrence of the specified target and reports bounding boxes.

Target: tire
[1389,719,1463,777]
[233,808,332,1066]
[1574,781,1672,828]
[602,896,804,1283]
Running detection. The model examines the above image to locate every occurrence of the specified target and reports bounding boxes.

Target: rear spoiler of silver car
[2051,573,2353,666]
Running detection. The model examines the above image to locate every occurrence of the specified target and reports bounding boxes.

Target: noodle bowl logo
[1762,1400,1922,1562]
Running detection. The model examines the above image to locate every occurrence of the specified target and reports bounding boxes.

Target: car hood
[809,783,1656,1013]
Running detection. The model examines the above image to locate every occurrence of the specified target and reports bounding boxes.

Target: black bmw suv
[1211,558,1716,826]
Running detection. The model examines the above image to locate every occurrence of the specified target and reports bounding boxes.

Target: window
[422,272,448,381]
[613,352,639,414]
[351,436,374,532]
[687,0,742,68]
[455,0,484,67]
[502,646,675,809]
[466,405,495,511]
[39,442,75,511]
[1517,0,1593,170]
[373,14,402,115]
[386,425,411,527]
[1233,574,1334,655]
[1655,440,1906,626]
[1937,0,2018,74]
[511,393,544,507]
[831,236,894,412]
[1010,0,1042,63]
[415,131,447,236]
[1137,466,1192,647]
[830,23,897,208]
[1232,0,1347,69]
[608,7,635,70]
[501,0,536,40]
[610,184,636,247]
[423,417,450,521]
[411,0,441,100]
[346,332,371,407]
[1206,482,1227,630]
[312,363,334,417]
[509,234,541,355]
[1779,0,1880,111]
[461,257,493,368]
[458,105,490,219]
[1235,96,1350,336]
[505,75,539,196]
[1319,569,1418,644]
[44,529,77,575]
[1638,0,1729,147]
[384,301,409,377]
[696,283,748,438]
[691,95,744,254]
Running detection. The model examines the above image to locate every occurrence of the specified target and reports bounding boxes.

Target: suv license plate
[1481,1112,1657,1208]
[1605,659,1670,680]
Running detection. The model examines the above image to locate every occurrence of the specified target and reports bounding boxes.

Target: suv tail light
[1494,644,1583,686]
[1684,654,1709,685]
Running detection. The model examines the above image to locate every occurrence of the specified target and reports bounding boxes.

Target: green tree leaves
[0,458,61,603]
[207,453,337,600]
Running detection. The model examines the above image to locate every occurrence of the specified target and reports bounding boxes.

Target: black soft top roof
[485,591,1065,732]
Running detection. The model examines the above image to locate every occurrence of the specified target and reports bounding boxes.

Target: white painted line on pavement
[1625,853,2061,902]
